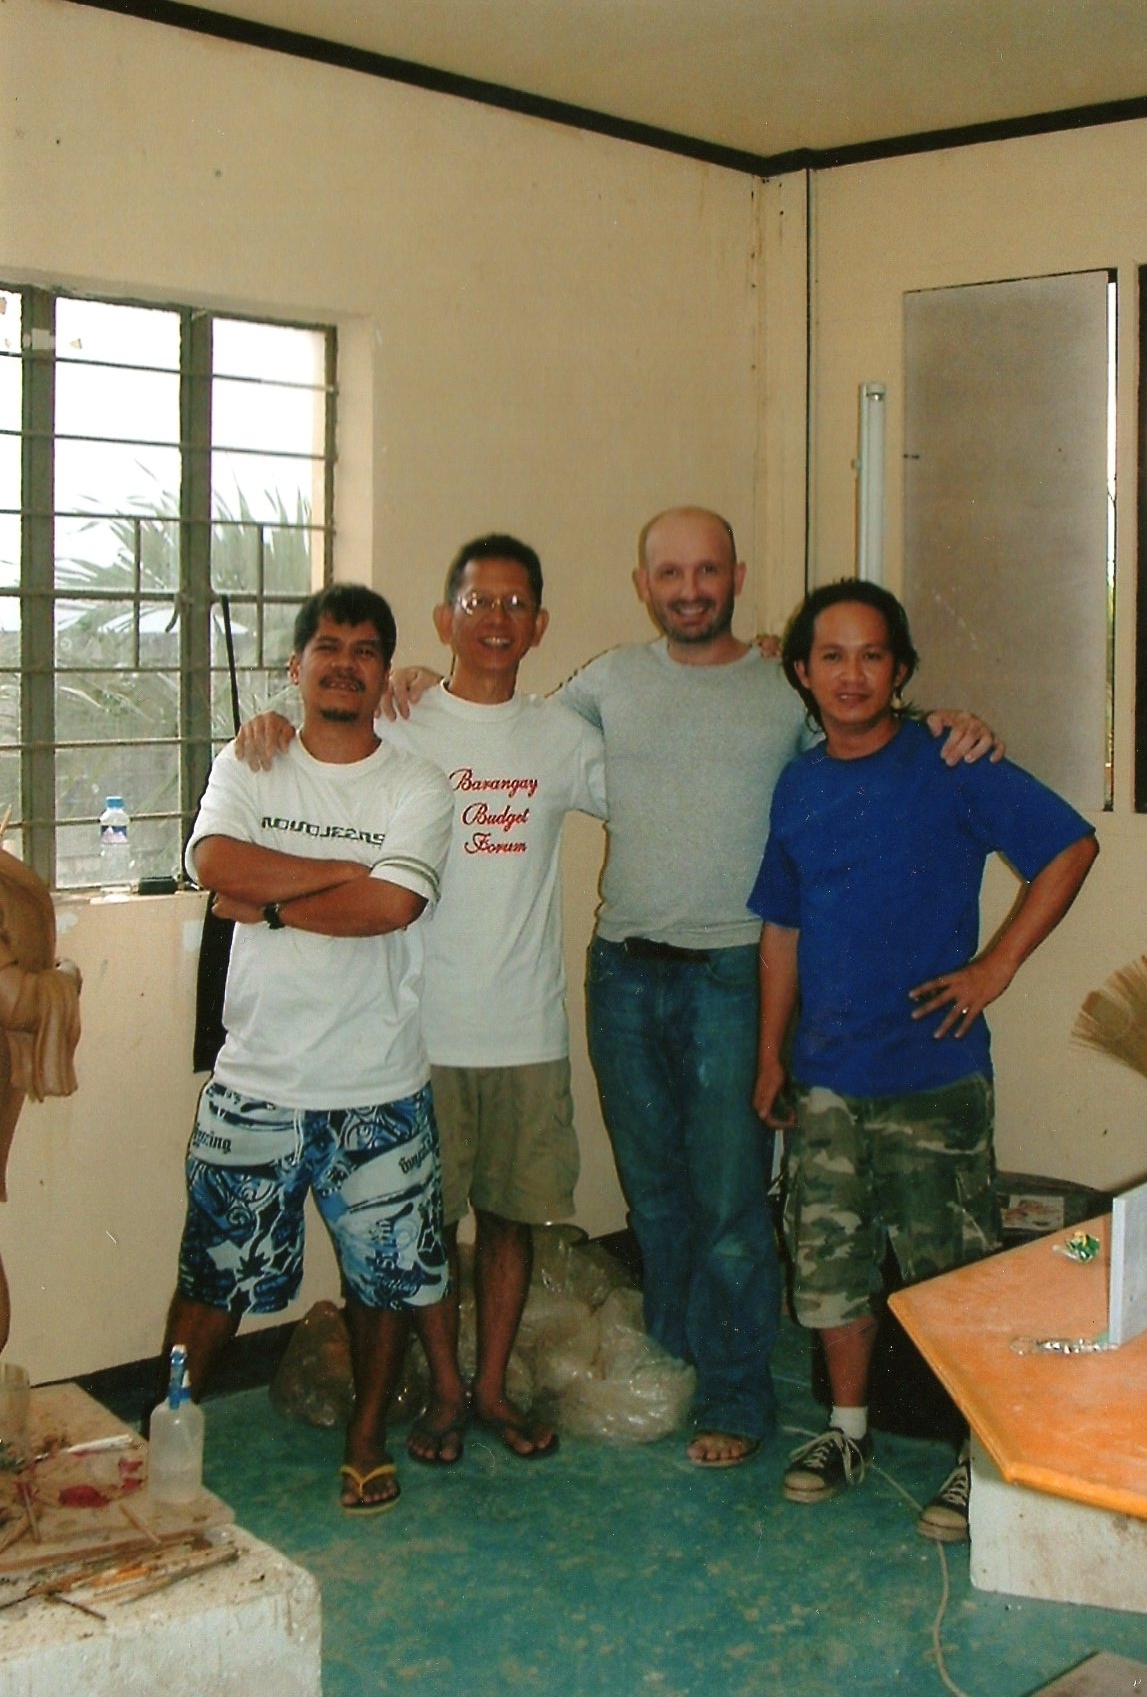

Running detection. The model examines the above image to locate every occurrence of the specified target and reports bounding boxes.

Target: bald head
[638,507,737,573]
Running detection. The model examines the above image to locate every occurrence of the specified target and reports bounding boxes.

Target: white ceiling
[189,0,1147,162]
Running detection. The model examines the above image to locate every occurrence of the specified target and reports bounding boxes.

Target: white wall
[2,0,766,1381]
[779,123,1147,1193]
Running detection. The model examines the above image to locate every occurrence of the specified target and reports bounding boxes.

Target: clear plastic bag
[270,1228,694,1444]
[269,1298,431,1427]
[534,1285,696,1444]
[268,1300,354,1429]
[524,1235,694,1444]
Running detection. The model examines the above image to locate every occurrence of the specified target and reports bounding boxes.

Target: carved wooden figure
[0,841,82,1352]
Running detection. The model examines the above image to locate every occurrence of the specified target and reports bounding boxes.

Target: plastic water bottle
[98,795,133,892]
[148,1344,205,1505]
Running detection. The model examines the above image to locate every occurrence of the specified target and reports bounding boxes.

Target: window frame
[2,284,336,888]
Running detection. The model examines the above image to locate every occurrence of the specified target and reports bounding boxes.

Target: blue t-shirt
[747,717,1094,1097]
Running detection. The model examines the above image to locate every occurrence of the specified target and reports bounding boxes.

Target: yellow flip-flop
[339,1459,401,1515]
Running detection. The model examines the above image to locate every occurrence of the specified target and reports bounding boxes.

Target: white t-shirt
[186,736,453,1109]
[383,685,606,1067]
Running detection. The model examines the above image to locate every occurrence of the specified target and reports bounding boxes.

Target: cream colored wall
[776,123,1147,1194]
[2,0,767,1380]
[9,0,1144,1384]
[2,895,242,1382]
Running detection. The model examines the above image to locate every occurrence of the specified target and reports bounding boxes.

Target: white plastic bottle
[148,1344,205,1505]
[98,795,133,892]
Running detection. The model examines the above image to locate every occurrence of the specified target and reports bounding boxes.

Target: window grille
[0,287,335,887]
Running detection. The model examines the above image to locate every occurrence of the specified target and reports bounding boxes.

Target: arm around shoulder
[552,653,610,729]
[924,708,1005,766]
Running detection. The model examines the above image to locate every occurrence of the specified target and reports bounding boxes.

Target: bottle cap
[168,1343,188,1409]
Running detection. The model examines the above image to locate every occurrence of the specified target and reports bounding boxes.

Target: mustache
[320,672,365,690]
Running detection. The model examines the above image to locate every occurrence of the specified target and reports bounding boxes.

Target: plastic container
[98,795,133,892]
[148,1344,205,1504]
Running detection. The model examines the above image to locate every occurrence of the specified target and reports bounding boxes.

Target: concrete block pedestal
[0,1525,321,1696]
[970,1436,1147,1614]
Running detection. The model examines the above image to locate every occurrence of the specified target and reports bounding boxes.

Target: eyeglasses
[455,591,537,619]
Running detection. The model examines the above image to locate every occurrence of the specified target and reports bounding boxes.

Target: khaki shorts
[784,1074,1001,1330]
[431,1058,578,1228]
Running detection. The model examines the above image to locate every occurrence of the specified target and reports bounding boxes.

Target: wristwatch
[263,902,285,930]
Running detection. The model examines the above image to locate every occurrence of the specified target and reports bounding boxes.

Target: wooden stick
[0,1530,213,1613]
[118,1501,161,1546]
[86,1560,151,1591]
[50,1590,106,1621]
[16,1482,39,1543]
[109,1542,238,1604]
[0,1513,30,1554]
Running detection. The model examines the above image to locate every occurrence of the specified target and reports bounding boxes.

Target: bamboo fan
[1073,954,1147,1082]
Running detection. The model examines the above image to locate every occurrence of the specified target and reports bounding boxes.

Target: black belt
[622,936,711,964]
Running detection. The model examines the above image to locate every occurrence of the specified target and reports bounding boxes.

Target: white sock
[830,1405,868,1442]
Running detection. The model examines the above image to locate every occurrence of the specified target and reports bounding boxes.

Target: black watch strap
[263,901,285,930]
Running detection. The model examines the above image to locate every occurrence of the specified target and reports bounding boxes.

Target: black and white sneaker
[916,1446,971,1543]
[783,1426,873,1504]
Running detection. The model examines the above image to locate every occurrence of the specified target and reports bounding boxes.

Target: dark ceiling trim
[61,0,774,174]
[764,93,1147,175]
[64,0,1147,178]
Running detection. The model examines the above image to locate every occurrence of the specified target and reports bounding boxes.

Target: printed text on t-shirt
[261,816,386,847]
[449,767,536,855]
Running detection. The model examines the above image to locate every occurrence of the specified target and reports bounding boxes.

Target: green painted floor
[204,1316,1147,1697]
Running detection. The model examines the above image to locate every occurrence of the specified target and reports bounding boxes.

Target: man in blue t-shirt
[750,580,1098,1542]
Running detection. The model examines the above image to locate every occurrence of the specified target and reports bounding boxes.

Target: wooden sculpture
[0,837,82,1352]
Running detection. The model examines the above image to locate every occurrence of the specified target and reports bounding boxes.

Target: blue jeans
[586,936,779,1441]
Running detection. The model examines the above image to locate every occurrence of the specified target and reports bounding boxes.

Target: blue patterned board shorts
[178,1079,449,1316]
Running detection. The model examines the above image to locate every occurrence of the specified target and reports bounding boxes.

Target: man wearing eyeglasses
[389,535,607,1464]
[237,535,605,1464]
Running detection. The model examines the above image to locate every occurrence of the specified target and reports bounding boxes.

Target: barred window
[0,287,335,888]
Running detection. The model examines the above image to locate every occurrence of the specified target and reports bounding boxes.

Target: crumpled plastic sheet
[268,1298,354,1429]
[532,1285,696,1444]
[270,1226,695,1444]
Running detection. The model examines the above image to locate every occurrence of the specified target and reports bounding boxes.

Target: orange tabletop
[888,1215,1147,1521]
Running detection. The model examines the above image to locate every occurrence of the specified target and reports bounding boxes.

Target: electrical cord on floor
[869,1456,970,1697]
[781,1424,974,1697]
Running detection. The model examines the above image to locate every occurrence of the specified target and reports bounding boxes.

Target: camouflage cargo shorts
[783,1074,1002,1329]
